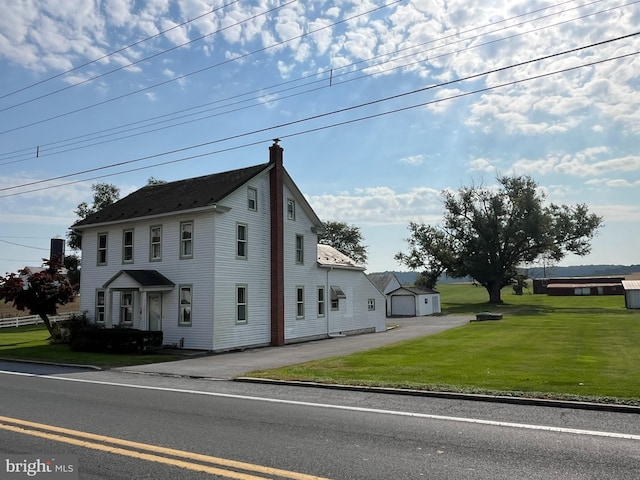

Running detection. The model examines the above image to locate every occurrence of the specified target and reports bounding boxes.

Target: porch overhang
[103,270,175,292]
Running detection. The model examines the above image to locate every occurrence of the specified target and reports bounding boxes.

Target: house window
[95,290,105,323]
[237,223,247,259]
[123,229,134,263]
[318,287,325,317]
[179,286,192,325]
[287,199,296,220]
[296,287,305,319]
[236,285,247,324]
[120,292,133,325]
[331,286,346,311]
[180,221,193,259]
[97,233,108,265]
[150,225,162,261]
[295,234,304,264]
[368,298,376,311]
[248,187,257,211]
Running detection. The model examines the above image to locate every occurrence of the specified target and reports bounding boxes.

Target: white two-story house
[72,142,386,351]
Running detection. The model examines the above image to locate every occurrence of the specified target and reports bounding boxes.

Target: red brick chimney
[269,140,285,346]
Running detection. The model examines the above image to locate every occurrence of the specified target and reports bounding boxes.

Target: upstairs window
[123,229,134,263]
[248,187,257,211]
[150,225,162,261]
[237,223,247,259]
[368,298,376,311]
[180,221,193,259]
[295,235,304,264]
[287,199,296,220]
[97,233,108,265]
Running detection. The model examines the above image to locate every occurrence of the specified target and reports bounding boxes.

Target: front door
[148,293,162,331]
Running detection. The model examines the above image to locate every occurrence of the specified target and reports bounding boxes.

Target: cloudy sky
[1,0,639,276]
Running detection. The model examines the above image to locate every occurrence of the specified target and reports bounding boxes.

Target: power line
[0,239,49,251]
[0,0,241,101]
[0,0,290,114]
[0,0,402,137]
[0,0,631,163]
[1,33,636,198]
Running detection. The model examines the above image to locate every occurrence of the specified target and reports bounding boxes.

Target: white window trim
[368,298,376,311]
[97,232,108,266]
[248,187,257,211]
[95,289,105,323]
[150,225,162,262]
[237,223,248,260]
[287,199,296,220]
[122,229,134,264]
[236,284,248,324]
[296,286,305,319]
[295,234,304,264]
[180,221,194,259]
[120,291,134,325]
[317,286,325,317]
[179,285,192,325]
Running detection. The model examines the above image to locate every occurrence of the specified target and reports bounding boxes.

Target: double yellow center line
[0,415,332,480]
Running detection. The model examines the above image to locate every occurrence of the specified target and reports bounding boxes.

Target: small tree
[0,260,75,338]
[68,183,120,250]
[319,221,368,265]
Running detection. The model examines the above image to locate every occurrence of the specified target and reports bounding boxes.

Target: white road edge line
[3,370,639,441]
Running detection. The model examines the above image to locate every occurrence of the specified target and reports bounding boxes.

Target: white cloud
[399,154,425,166]
[307,185,442,226]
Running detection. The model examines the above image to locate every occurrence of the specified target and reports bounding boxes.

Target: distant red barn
[532,277,625,296]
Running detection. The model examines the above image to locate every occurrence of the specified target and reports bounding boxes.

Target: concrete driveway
[118,315,471,380]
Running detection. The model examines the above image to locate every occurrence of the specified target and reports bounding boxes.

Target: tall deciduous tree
[319,221,368,265]
[67,183,120,250]
[0,260,75,338]
[395,176,603,304]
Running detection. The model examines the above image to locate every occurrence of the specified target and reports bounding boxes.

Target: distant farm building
[622,280,640,309]
[532,277,625,296]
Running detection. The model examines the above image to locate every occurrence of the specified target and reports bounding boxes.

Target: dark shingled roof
[103,270,175,288]
[74,162,270,227]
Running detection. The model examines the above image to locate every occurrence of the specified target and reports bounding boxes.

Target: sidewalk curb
[0,356,102,371]
[235,377,640,414]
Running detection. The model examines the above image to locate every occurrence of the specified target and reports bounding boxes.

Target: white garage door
[391,295,416,316]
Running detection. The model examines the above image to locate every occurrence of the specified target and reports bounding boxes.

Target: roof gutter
[72,203,232,231]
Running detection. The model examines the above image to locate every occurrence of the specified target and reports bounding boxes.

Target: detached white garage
[388,286,441,317]
[622,280,640,309]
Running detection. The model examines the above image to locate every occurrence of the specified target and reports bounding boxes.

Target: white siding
[325,268,387,334]
[212,173,272,350]
[283,183,326,340]
[79,211,218,350]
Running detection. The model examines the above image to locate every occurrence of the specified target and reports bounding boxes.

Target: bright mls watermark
[2,455,78,479]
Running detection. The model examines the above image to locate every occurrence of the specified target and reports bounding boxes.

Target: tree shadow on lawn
[444,301,630,317]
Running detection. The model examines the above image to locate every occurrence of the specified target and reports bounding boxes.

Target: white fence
[0,312,81,329]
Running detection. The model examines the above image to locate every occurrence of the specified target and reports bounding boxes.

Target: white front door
[148,293,162,331]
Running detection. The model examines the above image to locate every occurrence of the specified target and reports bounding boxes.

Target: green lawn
[0,324,178,368]
[248,284,640,404]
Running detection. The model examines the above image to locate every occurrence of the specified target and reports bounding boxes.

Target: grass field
[247,284,640,404]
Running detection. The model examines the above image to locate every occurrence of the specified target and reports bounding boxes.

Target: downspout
[326,267,331,336]
[269,140,285,346]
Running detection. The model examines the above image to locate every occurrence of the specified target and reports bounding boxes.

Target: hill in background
[375,265,640,286]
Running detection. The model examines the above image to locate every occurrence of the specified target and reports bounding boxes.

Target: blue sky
[1,0,639,276]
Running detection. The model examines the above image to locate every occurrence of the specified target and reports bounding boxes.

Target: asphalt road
[1,366,639,479]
